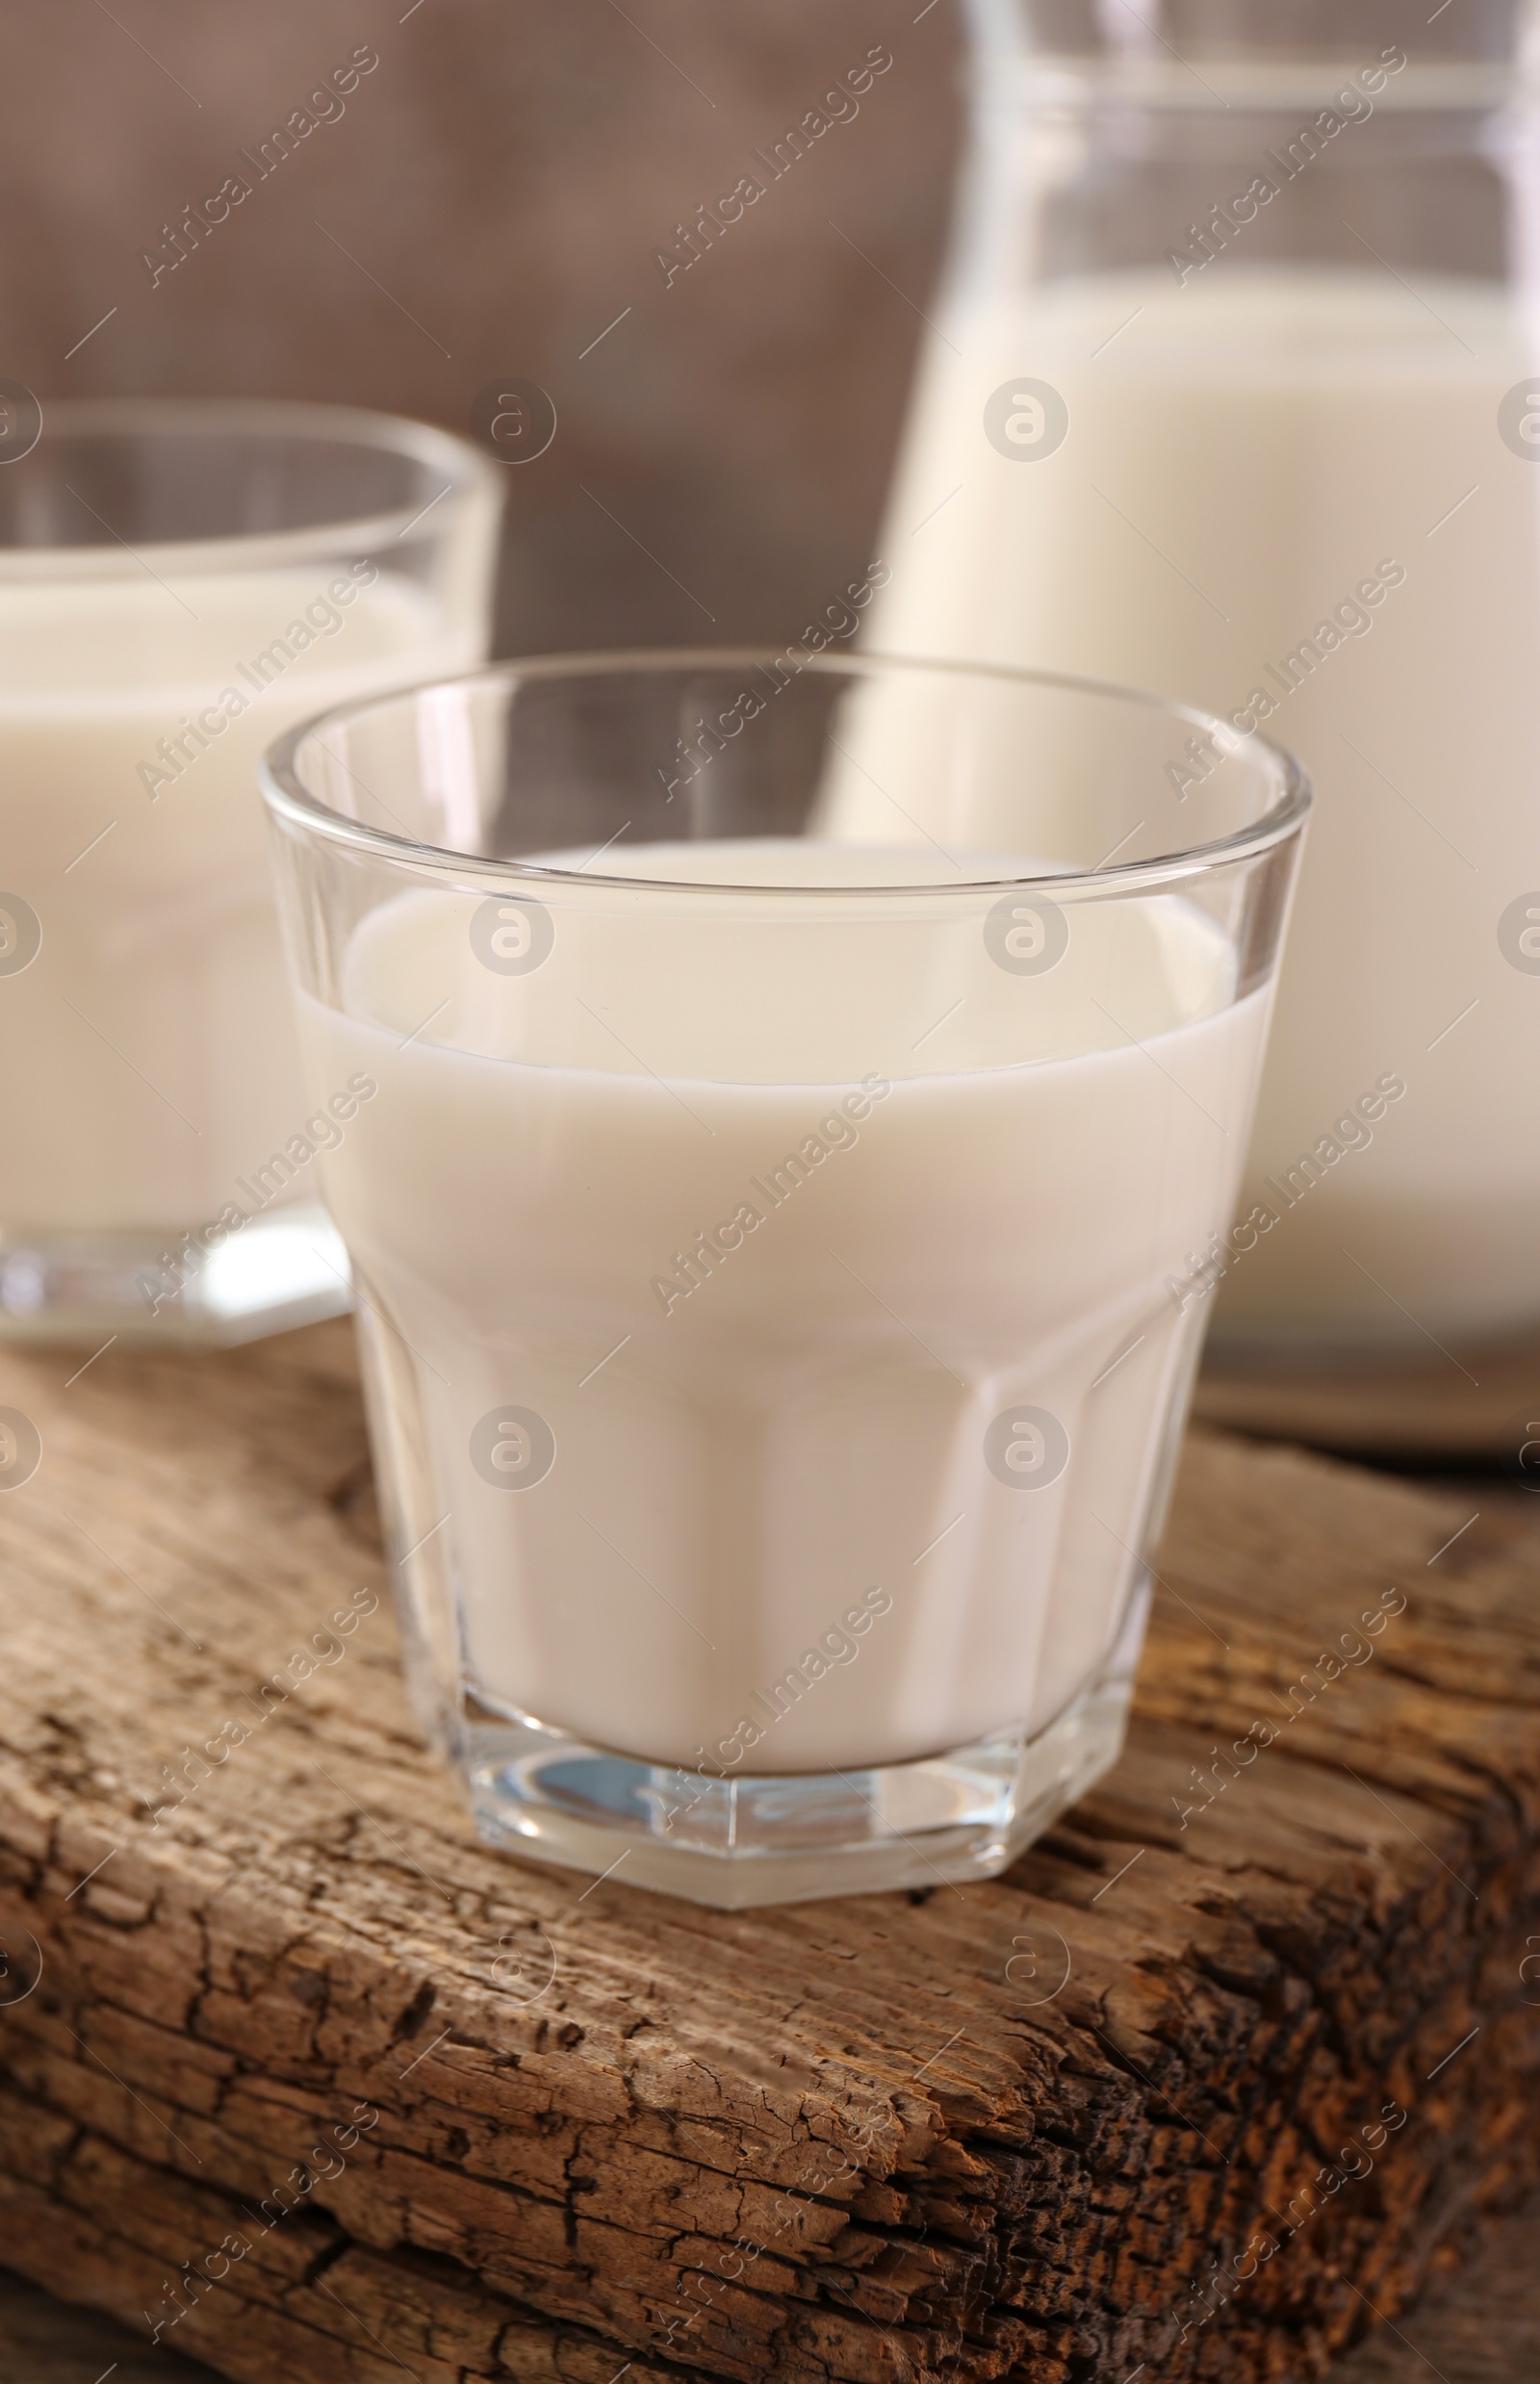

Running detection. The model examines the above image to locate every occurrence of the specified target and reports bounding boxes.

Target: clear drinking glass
[867,0,1540,1354]
[262,653,1308,1907]
[0,398,502,1347]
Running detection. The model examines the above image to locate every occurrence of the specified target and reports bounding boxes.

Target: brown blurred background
[4,0,962,654]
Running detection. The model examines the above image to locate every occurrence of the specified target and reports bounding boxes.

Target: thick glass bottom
[0,1201,352,1347]
[459,1577,1148,1908]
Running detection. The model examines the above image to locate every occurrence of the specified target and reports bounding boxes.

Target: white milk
[861,269,1540,1345]
[295,842,1266,1774]
[0,567,475,1237]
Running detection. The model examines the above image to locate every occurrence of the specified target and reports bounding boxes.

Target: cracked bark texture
[0,1320,1537,2384]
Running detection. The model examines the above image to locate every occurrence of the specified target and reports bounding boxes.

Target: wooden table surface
[1194,1327,1540,1471]
[3,1321,1539,2384]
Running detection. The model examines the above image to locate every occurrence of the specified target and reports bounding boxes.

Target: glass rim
[0,395,503,580]
[259,647,1312,902]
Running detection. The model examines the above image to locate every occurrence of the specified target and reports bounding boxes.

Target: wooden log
[13,2196,1540,2384]
[0,1320,1537,2384]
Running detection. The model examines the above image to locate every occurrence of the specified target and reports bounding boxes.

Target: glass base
[459,1578,1149,1909]
[0,1201,352,1348]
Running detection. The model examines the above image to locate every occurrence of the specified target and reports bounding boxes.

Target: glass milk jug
[866,0,1540,1353]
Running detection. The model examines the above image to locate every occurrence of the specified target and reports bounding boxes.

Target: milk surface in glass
[295,840,1267,1774]
[0,566,476,1236]
[861,269,1540,1346]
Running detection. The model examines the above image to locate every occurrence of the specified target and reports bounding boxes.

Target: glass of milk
[262,653,1307,1907]
[0,399,502,1346]
[867,0,1540,1355]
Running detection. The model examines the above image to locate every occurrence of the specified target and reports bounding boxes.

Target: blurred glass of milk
[0,401,502,1346]
[860,0,1540,1352]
